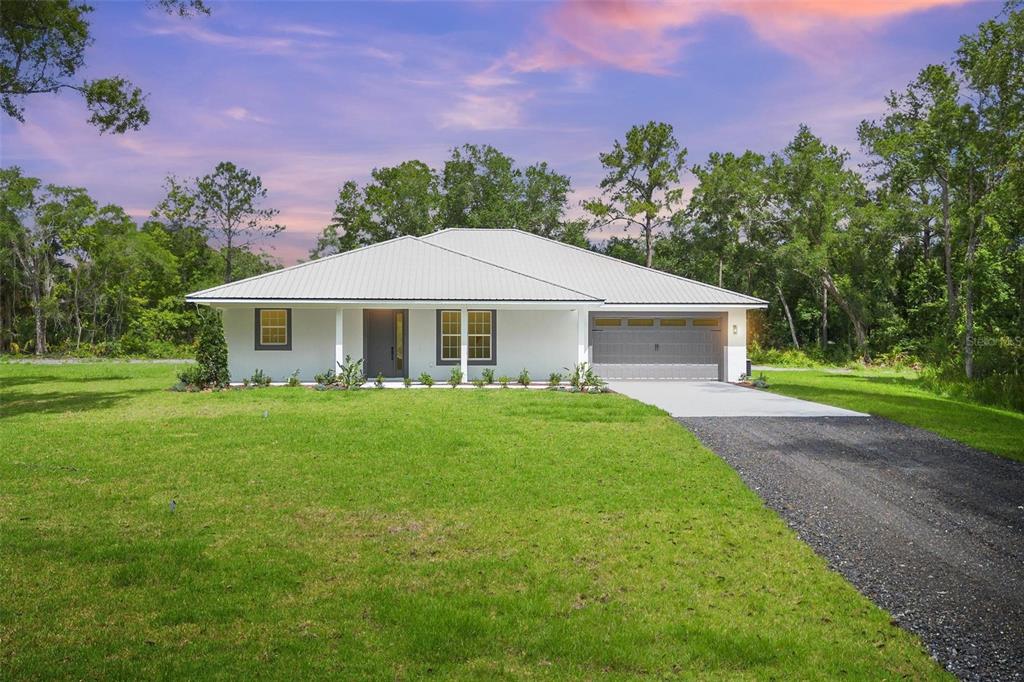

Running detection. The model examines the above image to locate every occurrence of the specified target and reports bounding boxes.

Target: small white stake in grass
[263,410,269,419]
[169,499,176,513]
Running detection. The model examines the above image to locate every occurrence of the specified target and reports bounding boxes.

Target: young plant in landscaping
[564,362,606,393]
[448,367,463,388]
[336,355,366,389]
[314,368,336,386]
[248,369,272,387]
[517,368,530,387]
[548,372,563,387]
[287,370,301,387]
[403,376,412,388]
[752,372,770,389]
[472,378,486,388]
[498,375,510,388]
[481,368,495,384]
[374,372,385,389]
[419,372,434,388]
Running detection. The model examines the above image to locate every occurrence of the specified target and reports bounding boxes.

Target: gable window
[255,308,292,350]
[436,309,497,365]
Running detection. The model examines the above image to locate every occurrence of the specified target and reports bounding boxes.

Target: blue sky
[0,0,1001,263]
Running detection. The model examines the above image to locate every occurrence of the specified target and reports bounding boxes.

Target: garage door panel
[593,363,720,380]
[591,315,723,380]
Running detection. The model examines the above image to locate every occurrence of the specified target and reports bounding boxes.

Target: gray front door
[364,310,406,378]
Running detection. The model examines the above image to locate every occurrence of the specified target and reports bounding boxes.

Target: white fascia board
[599,303,768,311]
[186,298,602,310]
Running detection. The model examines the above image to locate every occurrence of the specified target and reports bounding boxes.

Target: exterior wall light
[732,324,738,335]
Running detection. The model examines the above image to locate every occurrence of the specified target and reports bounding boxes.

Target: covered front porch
[217,303,594,385]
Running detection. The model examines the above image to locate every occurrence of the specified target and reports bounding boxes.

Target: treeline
[0,4,1020,407]
[0,163,279,356]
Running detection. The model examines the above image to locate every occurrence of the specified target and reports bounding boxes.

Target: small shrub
[176,364,205,388]
[448,367,463,388]
[548,371,563,387]
[564,362,605,391]
[248,369,272,387]
[517,368,531,387]
[752,372,770,389]
[498,375,510,388]
[481,368,495,384]
[403,376,412,388]
[374,372,385,389]
[314,368,337,386]
[286,370,301,387]
[472,378,486,388]
[336,355,366,389]
[419,372,434,388]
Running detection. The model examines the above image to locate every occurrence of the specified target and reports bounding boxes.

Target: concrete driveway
[607,380,866,417]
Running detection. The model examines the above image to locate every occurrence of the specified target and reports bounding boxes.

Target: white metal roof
[421,229,766,305]
[186,229,766,306]
[186,236,598,303]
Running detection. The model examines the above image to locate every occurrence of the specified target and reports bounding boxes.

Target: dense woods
[1,3,1020,408]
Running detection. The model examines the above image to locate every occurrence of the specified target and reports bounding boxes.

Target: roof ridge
[413,236,600,301]
[187,236,418,298]
[487,229,767,304]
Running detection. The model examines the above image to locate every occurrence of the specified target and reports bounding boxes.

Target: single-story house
[185,229,767,384]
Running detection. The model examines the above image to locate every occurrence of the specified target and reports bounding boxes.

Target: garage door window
[594,318,621,327]
[659,318,686,326]
[627,318,654,327]
[692,318,720,328]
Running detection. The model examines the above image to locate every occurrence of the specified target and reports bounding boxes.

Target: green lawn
[1,363,946,679]
[762,369,1024,461]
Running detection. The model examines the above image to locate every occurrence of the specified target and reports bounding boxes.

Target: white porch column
[576,309,589,365]
[334,307,345,369]
[459,307,469,382]
[726,308,747,382]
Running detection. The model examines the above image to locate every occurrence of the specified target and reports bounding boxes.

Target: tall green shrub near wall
[195,309,230,387]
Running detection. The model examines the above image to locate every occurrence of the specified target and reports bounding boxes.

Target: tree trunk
[643,218,653,268]
[940,178,958,332]
[963,215,980,380]
[776,282,799,348]
[224,237,233,283]
[31,280,46,355]
[820,285,828,349]
[822,272,868,360]
[717,257,723,288]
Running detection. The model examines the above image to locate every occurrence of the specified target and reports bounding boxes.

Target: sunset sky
[0,0,1000,264]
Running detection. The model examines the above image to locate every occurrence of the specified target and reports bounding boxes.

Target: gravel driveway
[679,416,1024,682]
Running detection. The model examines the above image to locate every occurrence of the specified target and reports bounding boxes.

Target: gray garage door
[590,314,723,380]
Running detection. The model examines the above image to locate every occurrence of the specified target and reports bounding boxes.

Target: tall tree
[362,160,441,241]
[0,0,208,133]
[311,181,370,258]
[441,144,521,229]
[858,65,973,337]
[771,126,871,357]
[312,146,580,256]
[954,0,1023,379]
[684,151,772,289]
[585,121,687,267]
[185,162,283,283]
